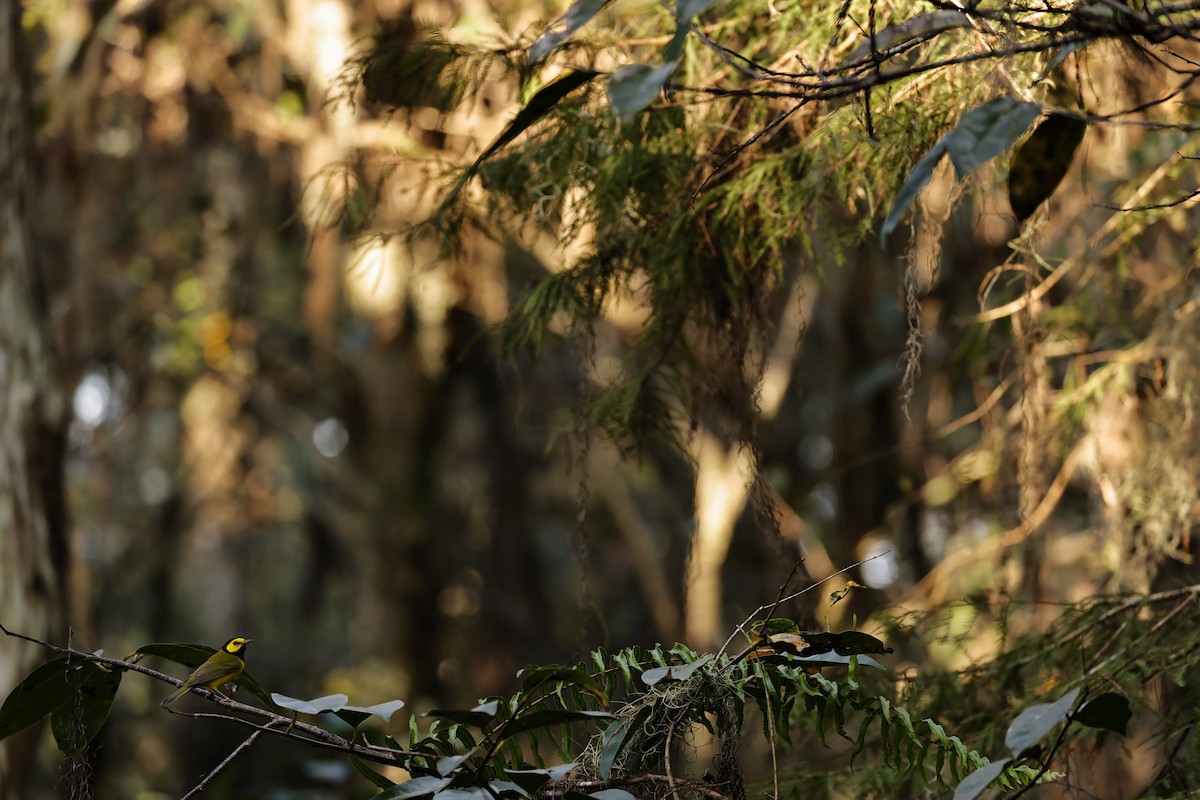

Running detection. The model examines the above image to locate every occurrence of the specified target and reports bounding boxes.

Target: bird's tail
[161,684,190,707]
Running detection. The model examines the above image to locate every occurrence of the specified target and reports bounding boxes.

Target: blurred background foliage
[6,0,1200,796]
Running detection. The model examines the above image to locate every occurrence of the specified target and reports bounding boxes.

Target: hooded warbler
[161,636,252,707]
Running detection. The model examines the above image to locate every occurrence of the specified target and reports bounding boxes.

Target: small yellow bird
[161,636,252,707]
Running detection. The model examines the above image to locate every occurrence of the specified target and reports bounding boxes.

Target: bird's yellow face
[222,637,252,656]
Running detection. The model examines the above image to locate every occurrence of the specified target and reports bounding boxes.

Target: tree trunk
[0,1,68,796]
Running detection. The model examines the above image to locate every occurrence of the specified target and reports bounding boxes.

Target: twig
[725,562,806,667]
[1147,723,1195,788]
[179,711,409,765]
[761,561,803,631]
[0,624,415,768]
[1078,594,1199,685]
[715,553,890,662]
[180,727,272,800]
[762,670,779,800]
[1,624,195,688]
[691,99,807,202]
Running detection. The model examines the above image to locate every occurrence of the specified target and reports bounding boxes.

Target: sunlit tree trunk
[0,2,67,796]
[684,280,826,646]
[283,0,356,347]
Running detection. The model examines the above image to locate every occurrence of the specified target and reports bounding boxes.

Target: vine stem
[663,717,682,800]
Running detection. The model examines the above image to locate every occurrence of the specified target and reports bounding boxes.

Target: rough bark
[0,1,68,796]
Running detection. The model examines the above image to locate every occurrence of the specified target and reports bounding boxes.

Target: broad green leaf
[762,652,886,670]
[661,0,715,62]
[612,651,635,688]
[880,97,1039,246]
[895,706,917,739]
[879,138,949,246]
[841,11,972,65]
[505,770,552,794]
[677,0,719,22]
[751,618,800,635]
[336,699,406,728]
[565,791,639,800]
[598,714,636,779]
[133,643,273,707]
[437,754,471,776]
[794,651,875,669]
[954,758,1011,800]
[798,631,893,657]
[505,762,576,793]
[49,661,122,754]
[448,723,477,752]
[640,666,669,684]
[487,781,529,798]
[0,659,77,742]
[1008,113,1087,221]
[1036,41,1087,83]
[435,790,492,800]
[1072,692,1131,736]
[470,71,600,174]
[377,776,451,800]
[518,665,608,707]
[852,713,875,762]
[944,97,1041,177]
[271,693,349,715]
[915,740,931,785]
[831,695,847,738]
[607,62,677,119]
[530,0,614,62]
[663,23,691,63]
[352,754,396,789]
[811,695,829,748]
[586,791,636,800]
[1005,688,1080,756]
[668,654,712,678]
[502,709,612,739]
[426,700,500,728]
[641,654,712,685]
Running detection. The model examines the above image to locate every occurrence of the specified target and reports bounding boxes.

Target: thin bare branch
[0,624,416,768]
[180,727,273,800]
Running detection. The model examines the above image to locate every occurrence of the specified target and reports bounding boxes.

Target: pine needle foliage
[337,3,1200,788]
[345,0,1200,515]
[347,0,1019,451]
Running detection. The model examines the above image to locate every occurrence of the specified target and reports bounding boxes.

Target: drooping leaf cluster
[0,623,1013,799]
[337,0,1200,492]
[19,583,1200,798]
